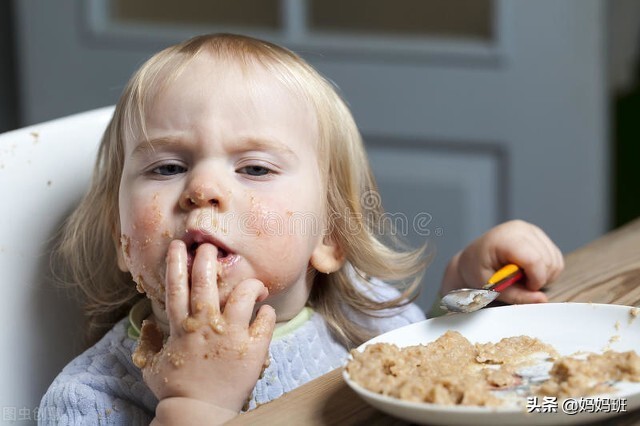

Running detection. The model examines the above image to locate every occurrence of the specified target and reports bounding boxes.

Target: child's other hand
[140,240,276,417]
[441,220,564,305]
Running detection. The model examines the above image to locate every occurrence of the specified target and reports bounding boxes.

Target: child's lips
[184,242,239,282]
[182,230,236,267]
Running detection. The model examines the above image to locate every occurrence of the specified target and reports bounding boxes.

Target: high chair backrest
[0,106,114,418]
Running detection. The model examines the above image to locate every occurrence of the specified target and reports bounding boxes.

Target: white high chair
[0,106,115,418]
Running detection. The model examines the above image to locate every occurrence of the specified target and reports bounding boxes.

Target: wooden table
[229,219,640,425]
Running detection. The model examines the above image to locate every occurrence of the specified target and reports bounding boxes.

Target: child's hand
[440,220,564,305]
[139,240,276,421]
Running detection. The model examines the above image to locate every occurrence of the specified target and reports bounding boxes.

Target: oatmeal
[346,330,640,407]
[537,350,640,398]
[346,331,557,406]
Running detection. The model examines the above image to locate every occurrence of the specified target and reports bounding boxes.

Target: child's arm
[141,241,276,425]
[440,220,564,305]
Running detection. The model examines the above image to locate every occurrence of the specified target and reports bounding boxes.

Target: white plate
[343,303,640,425]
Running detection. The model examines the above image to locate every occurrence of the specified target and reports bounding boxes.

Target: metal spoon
[440,264,524,313]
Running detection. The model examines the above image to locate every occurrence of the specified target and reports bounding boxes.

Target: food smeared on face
[117,53,330,322]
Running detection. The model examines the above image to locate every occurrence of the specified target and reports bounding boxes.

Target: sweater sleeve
[39,319,155,425]
[39,381,151,425]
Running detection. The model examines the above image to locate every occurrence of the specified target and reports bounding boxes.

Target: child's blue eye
[152,164,187,176]
[238,165,271,176]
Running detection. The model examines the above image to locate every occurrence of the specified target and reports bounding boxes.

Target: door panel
[368,143,502,307]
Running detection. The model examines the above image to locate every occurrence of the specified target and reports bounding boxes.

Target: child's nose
[179,170,227,210]
[180,190,219,209]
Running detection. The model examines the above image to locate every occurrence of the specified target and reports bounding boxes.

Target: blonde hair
[56,34,428,347]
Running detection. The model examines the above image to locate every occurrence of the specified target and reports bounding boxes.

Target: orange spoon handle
[482,264,524,293]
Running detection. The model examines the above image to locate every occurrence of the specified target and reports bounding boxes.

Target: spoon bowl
[439,264,524,314]
[439,288,500,313]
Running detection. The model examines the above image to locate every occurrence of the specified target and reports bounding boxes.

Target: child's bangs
[120,48,201,147]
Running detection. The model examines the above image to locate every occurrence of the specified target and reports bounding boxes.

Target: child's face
[117,54,338,321]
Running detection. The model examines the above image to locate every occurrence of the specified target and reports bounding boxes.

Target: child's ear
[310,234,345,274]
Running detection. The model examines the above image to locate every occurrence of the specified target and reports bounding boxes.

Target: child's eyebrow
[235,138,298,160]
[130,136,299,160]
[130,137,183,157]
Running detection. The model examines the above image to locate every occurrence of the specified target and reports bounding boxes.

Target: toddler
[40,33,563,425]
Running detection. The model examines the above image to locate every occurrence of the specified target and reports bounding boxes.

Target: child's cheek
[119,193,173,305]
[137,192,165,233]
[241,195,275,237]
[243,195,320,241]
[244,197,318,295]
[120,231,165,303]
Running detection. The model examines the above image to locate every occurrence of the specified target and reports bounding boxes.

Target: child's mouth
[188,242,229,258]
[185,241,237,275]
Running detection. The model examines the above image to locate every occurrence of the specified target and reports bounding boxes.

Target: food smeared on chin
[132,320,164,369]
